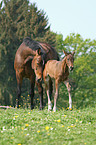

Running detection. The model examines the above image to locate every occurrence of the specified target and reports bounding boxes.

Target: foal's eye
[67,58,69,61]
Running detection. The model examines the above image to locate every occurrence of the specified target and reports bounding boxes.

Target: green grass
[0,107,96,145]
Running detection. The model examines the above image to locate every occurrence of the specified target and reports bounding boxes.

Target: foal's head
[32,48,44,83]
[63,50,75,71]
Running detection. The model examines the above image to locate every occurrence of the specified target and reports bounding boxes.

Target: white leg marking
[64,81,72,109]
[47,90,52,111]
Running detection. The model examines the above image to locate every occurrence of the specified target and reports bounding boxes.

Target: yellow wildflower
[62,125,64,127]
[64,115,66,117]
[76,119,78,122]
[25,124,29,127]
[57,119,61,122]
[45,126,49,130]
[15,116,18,118]
[18,144,21,145]
[39,141,42,143]
[28,112,30,114]
[37,130,40,133]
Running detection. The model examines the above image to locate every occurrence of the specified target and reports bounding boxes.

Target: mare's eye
[67,58,69,61]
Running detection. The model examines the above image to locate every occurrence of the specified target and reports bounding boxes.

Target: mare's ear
[36,48,41,55]
[63,50,68,56]
[72,51,75,56]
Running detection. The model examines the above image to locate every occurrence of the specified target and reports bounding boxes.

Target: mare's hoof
[31,106,34,110]
[39,107,43,110]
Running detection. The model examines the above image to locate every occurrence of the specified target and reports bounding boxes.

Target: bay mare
[14,37,59,109]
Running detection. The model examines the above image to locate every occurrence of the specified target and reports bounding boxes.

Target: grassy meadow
[0,106,96,145]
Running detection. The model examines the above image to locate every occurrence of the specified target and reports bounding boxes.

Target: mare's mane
[23,37,42,51]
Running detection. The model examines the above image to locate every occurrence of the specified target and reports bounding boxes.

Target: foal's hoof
[53,106,57,112]
[48,103,52,111]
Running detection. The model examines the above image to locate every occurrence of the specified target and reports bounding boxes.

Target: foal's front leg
[53,80,58,112]
[45,77,52,111]
[64,81,72,110]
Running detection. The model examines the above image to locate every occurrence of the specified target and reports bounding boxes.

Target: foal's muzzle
[70,66,74,71]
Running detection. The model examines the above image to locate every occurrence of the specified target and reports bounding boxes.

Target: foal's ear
[72,51,75,56]
[63,50,68,56]
[36,48,41,55]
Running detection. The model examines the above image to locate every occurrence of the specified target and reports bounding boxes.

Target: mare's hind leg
[30,77,35,110]
[64,81,72,110]
[16,71,23,108]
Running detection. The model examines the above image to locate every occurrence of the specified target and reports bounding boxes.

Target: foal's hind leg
[44,77,52,111]
[53,80,58,112]
[64,81,72,110]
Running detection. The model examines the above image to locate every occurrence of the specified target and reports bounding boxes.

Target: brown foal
[43,50,75,112]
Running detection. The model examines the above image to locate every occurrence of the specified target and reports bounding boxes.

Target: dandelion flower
[64,115,66,117]
[62,125,64,127]
[15,116,18,118]
[57,119,61,122]
[18,144,21,145]
[45,126,49,130]
[37,130,40,133]
[25,124,29,127]
[28,112,30,114]
[76,119,78,122]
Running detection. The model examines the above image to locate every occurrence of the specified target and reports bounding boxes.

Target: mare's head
[32,48,44,83]
[63,50,75,71]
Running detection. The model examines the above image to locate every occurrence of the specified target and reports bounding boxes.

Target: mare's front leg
[16,71,22,108]
[53,80,58,112]
[64,81,72,110]
[30,78,35,110]
[36,81,43,110]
